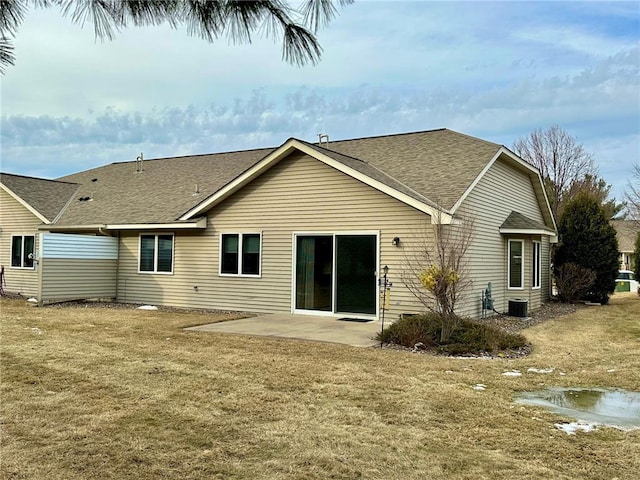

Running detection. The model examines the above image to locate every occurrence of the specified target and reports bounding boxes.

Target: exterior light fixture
[392,237,400,246]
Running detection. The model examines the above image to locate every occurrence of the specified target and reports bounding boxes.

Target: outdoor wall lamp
[392,237,400,246]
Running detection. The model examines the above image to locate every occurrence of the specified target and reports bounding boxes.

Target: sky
[1,0,639,201]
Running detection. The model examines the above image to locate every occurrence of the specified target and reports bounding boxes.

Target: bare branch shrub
[625,164,640,227]
[513,125,598,220]
[402,212,474,342]
[555,262,596,303]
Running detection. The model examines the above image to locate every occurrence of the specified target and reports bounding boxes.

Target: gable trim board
[179,139,455,224]
[0,182,50,224]
[450,147,557,235]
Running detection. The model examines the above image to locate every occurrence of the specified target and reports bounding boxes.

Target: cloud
[1,0,637,202]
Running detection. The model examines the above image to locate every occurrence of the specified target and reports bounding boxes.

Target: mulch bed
[474,300,585,334]
[380,300,586,358]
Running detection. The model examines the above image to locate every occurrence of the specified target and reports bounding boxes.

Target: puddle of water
[515,387,640,431]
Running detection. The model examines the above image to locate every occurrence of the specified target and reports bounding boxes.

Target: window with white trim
[139,234,174,273]
[11,235,35,269]
[508,239,524,289]
[532,241,541,289]
[220,233,261,276]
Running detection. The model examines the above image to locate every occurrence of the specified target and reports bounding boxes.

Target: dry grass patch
[1,295,639,479]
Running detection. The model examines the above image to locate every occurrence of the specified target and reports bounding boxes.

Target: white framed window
[139,234,174,274]
[508,239,524,289]
[220,233,261,277]
[11,235,35,269]
[532,241,541,289]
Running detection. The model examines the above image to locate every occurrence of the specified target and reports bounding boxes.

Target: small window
[139,234,173,273]
[532,241,541,289]
[508,239,524,289]
[220,233,261,276]
[11,235,35,269]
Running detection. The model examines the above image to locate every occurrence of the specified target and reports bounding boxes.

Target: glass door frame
[291,231,380,319]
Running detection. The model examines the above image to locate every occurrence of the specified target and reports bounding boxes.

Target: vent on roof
[135,153,144,173]
[318,133,329,146]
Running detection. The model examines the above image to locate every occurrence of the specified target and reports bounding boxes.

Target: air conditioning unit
[508,299,528,318]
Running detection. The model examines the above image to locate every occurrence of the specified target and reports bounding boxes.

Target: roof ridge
[321,127,447,144]
[442,129,502,149]
[111,145,277,165]
[298,139,367,163]
[1,172,78,185]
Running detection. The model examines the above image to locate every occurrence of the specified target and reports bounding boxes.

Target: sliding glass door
[294,234,377,316]
[295,236,333,311]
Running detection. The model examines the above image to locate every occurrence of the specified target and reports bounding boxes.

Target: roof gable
[0,173,79,223]
[179,138,454,223]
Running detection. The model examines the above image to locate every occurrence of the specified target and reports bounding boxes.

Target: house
[611,220,639,271]
[0,128,557,319]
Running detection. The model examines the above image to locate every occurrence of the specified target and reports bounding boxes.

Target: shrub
[555,262,597,303]
[377,313,527,355]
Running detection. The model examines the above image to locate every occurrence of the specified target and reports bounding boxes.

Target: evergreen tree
[554,192,619,304]
[0,0,352,74]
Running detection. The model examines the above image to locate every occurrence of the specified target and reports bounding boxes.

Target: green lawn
[1,295,639,479]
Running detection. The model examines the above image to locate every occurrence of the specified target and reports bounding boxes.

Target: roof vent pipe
[135,153,144,173]
[318,133,329,146]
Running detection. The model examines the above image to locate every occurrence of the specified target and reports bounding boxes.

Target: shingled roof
[611,220,640,253]
[56,147,273,225]
[500,211,553,233]
[0,173,79,223]
[27,127,543,229]
[325,129,502,211]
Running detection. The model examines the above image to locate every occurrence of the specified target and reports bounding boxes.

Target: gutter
[38,216,207,233]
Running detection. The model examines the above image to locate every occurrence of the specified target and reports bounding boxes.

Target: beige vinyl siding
[116,152,431,319]
[0,188,41,297]
[40,258,117,301]
[456,157,551,317]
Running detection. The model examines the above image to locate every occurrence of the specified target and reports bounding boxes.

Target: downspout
[37,231,44,307]
[114,231,121,303]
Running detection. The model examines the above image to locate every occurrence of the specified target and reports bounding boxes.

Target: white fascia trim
[38,223,106,231]
[499,228,556,236]
[450,149,501,215]
[180,139,453,224]
[0,183,50,224]
[40,217,207,232]
[498,148,557,233]
[106,217,207,230]
[450,147,557,234]
[179,143,299,221]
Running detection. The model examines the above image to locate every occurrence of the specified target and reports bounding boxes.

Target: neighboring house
[0,129,557,319]
[611,220,639,271]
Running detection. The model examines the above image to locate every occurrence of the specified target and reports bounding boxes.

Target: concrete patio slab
[185,313,381,347]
